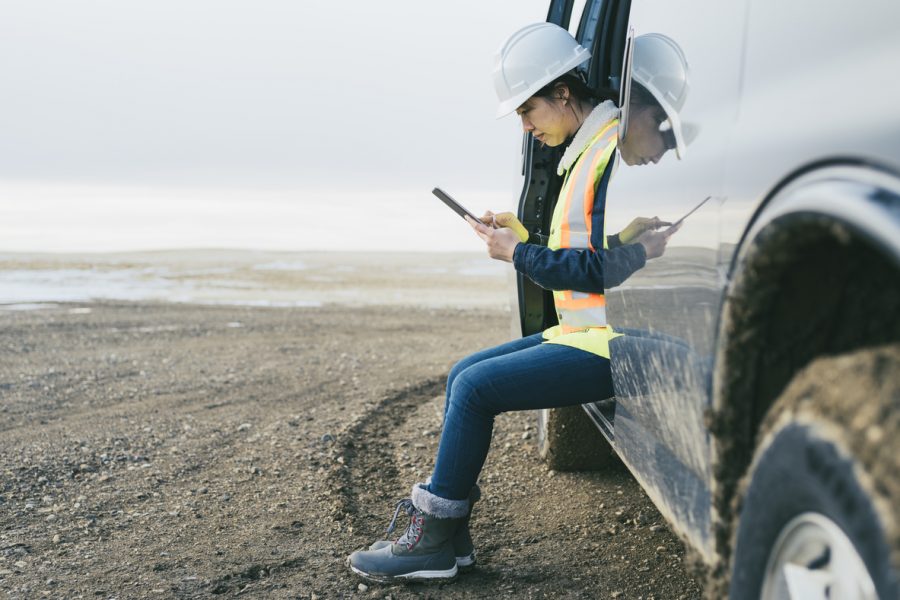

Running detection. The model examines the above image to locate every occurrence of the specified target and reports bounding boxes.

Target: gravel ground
[0,302,703,599]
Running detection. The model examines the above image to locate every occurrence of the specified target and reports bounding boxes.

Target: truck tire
[536,405,617,471]
[728,345,900,600]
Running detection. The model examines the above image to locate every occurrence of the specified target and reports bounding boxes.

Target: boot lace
[385,498,424,550]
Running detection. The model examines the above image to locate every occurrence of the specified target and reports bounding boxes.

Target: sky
[0,0,551,252]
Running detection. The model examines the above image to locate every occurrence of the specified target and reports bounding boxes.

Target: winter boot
[451,484,479,569]
[347,483,468,584]
[368,484,480,570]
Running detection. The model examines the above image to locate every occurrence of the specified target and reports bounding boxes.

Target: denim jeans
[427,333,614,501]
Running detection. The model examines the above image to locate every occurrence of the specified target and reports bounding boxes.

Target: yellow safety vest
[542,118,621,359]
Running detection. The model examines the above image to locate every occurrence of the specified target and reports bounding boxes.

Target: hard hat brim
[645,89,688,160]
[667,109,687,160]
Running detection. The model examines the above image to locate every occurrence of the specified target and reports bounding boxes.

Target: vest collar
[557,100,619,176]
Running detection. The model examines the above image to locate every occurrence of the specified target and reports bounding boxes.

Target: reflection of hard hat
[493,23,591,118]
[632,33,691,158]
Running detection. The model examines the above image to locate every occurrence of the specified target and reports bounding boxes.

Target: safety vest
[542,118,621,359]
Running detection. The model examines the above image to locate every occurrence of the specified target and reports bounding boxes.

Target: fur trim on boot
[411,483,469,519]
[423,477,481,504]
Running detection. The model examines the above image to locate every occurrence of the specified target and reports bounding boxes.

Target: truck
[516,1,900,597]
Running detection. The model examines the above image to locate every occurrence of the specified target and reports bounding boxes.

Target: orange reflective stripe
[555,289,603,305]
[569,127,618,251]
[559,149,590,249]
[555,293,606,311]
[588,133,616,250]
[562,145,600,247]
[550,120,617,252]
[546,118,619,347]
[591,121,617,145]
[582,148,609,252]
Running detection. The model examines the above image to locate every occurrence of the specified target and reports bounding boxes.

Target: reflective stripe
[549,121,618,252]
[558,305,607,328]
[558,293,605,311]
[556,150,590,249]
[566,232,590,247]
[563,143,605,242]
[543,118,618,359]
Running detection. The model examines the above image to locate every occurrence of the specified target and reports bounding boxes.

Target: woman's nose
[520,116,534,132]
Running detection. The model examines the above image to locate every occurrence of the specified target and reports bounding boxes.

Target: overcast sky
[0,1,555,251]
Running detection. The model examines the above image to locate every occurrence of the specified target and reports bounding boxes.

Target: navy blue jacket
[512,153,647,293]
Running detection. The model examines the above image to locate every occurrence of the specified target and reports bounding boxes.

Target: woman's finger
[479,211,496,226]
[663,221,682,238]
[466,215,493,239]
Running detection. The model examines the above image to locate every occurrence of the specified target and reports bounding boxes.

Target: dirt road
[0,302,703,599]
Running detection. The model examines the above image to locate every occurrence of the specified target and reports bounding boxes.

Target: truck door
[514,0,630,340]
[513,0,574,339]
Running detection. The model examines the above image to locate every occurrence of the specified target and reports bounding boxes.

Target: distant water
[0,250,510,311]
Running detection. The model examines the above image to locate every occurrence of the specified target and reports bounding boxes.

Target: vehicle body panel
[720,0,900,258]
[602,0,747,560]
[520,0,900,571]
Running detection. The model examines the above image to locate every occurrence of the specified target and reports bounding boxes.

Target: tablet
[665,195,712,234]
[432,187,483,224]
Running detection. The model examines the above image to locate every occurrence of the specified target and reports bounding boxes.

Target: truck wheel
[728,345,900,600]
[536,405,616,471]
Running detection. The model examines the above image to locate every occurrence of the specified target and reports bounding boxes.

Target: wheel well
[708,210,900,575]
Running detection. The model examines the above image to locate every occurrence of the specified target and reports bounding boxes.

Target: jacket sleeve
[512,242,646,293]
[512,151,646,292]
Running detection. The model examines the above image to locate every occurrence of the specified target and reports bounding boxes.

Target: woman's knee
[448,367,499,417]
[447,358,468,392]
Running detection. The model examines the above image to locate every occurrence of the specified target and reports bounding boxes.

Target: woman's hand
[465,215,519,262]
[618,216,673,244]
[479,211,497,226]
[635,222,681,259]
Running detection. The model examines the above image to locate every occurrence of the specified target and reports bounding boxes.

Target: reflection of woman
[348,24,687,584]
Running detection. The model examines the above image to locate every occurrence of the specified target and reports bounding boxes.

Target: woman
[347,23,689,584]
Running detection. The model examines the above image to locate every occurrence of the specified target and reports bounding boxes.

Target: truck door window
[568,0,589,36]
[546,0,574,27]
[577,0,604,51]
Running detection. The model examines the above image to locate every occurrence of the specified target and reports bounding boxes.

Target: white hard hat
[630,33,693,158]
[493,23,591,118]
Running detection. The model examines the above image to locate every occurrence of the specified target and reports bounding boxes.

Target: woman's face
[515,96,573,147]
[618,104,670,166]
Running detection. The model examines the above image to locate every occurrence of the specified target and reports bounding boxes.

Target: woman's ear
[554,82,570,104]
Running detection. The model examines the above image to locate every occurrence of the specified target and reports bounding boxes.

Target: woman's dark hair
[629,82,661,111]
[629,81,676,149]
[532,71,617,107]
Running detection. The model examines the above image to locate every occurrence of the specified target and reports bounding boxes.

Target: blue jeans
[427,333,614,501]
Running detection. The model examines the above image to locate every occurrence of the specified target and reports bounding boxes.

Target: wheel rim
[537,408,549,450]
[761,512,878,600]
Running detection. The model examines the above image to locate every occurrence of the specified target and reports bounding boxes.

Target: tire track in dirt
[206,557,306,595]
[324,377,445,528]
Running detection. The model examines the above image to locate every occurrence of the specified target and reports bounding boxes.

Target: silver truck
[516,1,900,597]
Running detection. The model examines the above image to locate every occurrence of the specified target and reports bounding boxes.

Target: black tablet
[665,195,712,234]
[432,187,483,223]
